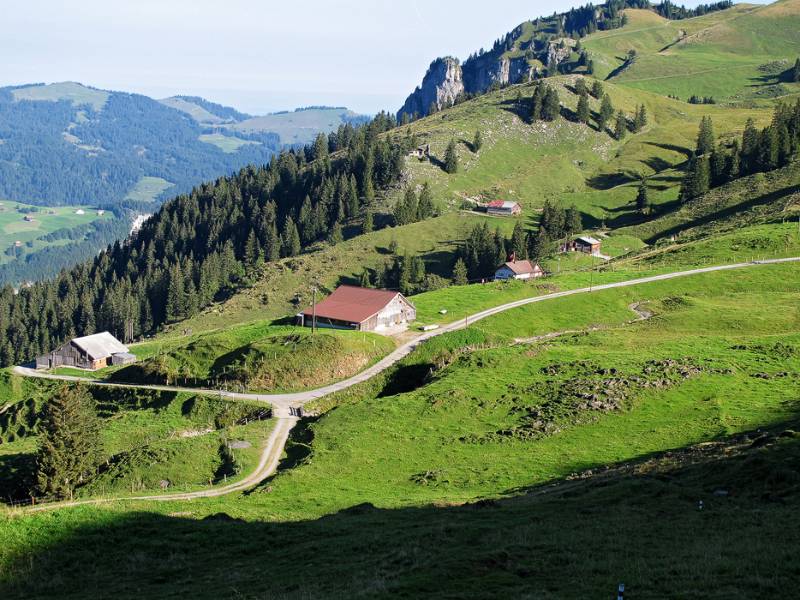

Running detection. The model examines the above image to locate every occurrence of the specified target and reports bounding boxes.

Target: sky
[2,0,762,115]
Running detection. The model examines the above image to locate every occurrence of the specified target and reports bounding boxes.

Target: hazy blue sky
[3,0,759,115]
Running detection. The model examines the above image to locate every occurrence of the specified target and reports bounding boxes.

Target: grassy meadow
[1,261,798,598]
[0,201,111,265]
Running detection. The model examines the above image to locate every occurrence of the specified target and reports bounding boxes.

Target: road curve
[11,256,799,512]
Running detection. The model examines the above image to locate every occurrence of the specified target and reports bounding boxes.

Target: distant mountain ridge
[0,82,368,209]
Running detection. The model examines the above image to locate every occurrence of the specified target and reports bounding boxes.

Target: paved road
[12,256,799,512]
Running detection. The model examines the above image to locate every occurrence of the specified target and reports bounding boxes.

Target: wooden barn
[486,200,522,216]
[494,259,544,281]
[35,332,136,371]
[563,236,602,255]
[299,285,416,332]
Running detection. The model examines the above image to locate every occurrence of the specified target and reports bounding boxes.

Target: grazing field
[122,176,173,204]
[0,201,110,265]
[198,133,261,153]
[10,82,110,110]
[2,263,798,598]
[585,3,800,101]
[231,107,365,145]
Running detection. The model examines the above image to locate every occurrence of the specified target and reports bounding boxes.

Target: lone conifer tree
[591,80,604,99]
[636,178,650,214]
[598,94,614,131]
[362,208,374,235]
[473,129,483,152]
[633,104,648,132]
[696,116,715,155]
[36,385,102,500]
[452,258,469,286]
[444,139,459,174]
[542,86,561,121]
[614,111,628,140]
[576,90,590,124]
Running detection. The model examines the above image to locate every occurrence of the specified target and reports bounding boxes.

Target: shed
[564,236,602,254]
[35,331,136,370]
[299,285,416,332]
[486,200,522,216]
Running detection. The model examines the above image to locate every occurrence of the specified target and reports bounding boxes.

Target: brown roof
[302,285,409,324]
[501,260,541,275]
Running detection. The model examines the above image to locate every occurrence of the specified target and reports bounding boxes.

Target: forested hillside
[0,114,405,366]
[0,83,282,207]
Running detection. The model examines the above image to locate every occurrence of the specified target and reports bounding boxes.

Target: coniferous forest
[0,113,404,366]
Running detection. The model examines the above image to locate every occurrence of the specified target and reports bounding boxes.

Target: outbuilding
[494,259,544,281]
[299,285,416,332]
[486,200,522,216]
[35,331,136,370]
[564,236,602,255]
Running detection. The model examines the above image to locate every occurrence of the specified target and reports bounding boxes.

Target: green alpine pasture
[0,201,110,265]
[122,176,173,204]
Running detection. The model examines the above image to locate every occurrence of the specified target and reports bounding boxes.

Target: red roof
[302,285,407,324]
[501,260,541,275]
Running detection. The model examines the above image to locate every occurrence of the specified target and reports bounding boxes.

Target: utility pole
[312,286,317,334]
[589,252,595,292]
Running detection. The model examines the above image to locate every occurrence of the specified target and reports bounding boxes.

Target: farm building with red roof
[299,285,416,332]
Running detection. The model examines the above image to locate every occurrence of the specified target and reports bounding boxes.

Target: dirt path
[11,257,799,513]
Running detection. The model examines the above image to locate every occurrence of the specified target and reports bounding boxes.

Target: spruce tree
[328,222,343,246]
[473,129,483,152]
[444,139,459,174]
[741,118,759,174]
[635,179,650,214]
[574,77,588,97]
[266,220,281,262]
[591,80,604,99]
[542,86,561,121]
[362,208,374,235]
[633,104,647,132]
[417,182,435,219]
[531,82,545,121]
[565,205,583,234]
[576,90,590,124]
[510,222,528,259]
[614,111,628,140]
[452,258,469,286]
[359,268,372,288]
[36,385,102,500]
[598,94,614,131]
[282,216,301,257]
[696,116,715,155]
[166,263,185,322]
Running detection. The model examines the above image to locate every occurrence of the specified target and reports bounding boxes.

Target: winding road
[12,256,800,512]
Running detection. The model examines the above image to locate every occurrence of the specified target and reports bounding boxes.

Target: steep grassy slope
[395,75,774,225]
[104,325,395,393]
[0,381,272,502]
[585,2,800,101]
[2,263,798,598]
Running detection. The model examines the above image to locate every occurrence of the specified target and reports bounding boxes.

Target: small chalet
[299,285,416,332]
[563,236,602,255]
[408,144,430,159]
[486,200,522,216]
[23,215,34,222]
[494,258,544,281]
[35,332,137,370]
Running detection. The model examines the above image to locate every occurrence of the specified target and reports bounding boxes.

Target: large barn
[299,285,416,332]
[35,332,136,371]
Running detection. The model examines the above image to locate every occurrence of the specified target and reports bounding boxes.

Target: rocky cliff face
[398,57,465,120]
[399,53,533,120]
